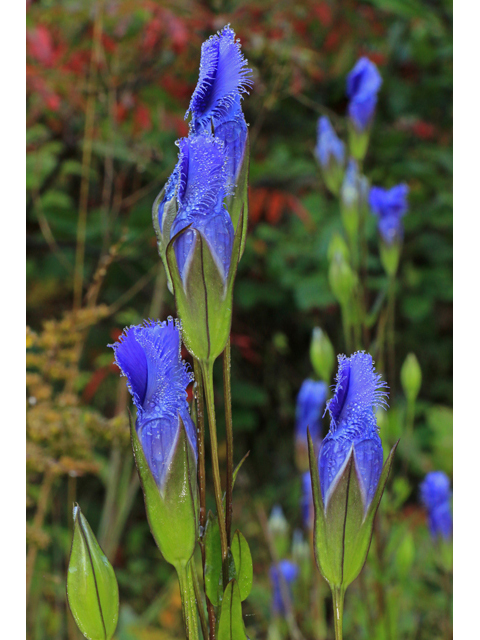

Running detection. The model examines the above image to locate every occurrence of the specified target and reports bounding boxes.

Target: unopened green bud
[329,253,355,307]
[379,238,401,278]
[348,120,371,162]
[268,505,290,559]
[67,505,119,640]
[328,233,350,262]
[401,353,422,404]
[340,160,360,246]
[310,327,335,384]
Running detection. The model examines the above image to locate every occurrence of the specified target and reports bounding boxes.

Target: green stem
[223,337,234,545]
[193,360,207,535]
[199,359,229,586]
[191,560,209,640]
[177,562,200,640]
[387,276,396,398]
[332,586,345,640]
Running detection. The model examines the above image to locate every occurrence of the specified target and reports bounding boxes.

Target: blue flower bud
[319,352,388,512]
[420,471,453,541]
[346,57,382,132]
[301,471,314,530]
[109,318,197,491]
[269,560,299,615]
[369,183,409,245]
[295,379,328,447]
[315,116,345,195]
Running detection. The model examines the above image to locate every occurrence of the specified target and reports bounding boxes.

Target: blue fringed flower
[109,318,197,490]
[319,352,388,511]
[270,560,299,615]
[346,57,382,131]
[420,471,453,540]
[169,133,234,282]
[301,472,314,530]
[315,116,345,168]
[295,379,328,446]
[369,184,409,244]
[187,25,252,133]
[187,25,252,189]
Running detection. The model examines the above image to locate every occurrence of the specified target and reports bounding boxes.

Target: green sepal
[380,239,401,278]
[66,504,119,640]
[231,530,253,601]
[204,510,223,607]
[166,205,244,364]
[217,580,248,640]
[348,120,371,162]
[308,430,398,589]
[130,412,198,568]
[226,132,250,259]
[152,185,178,293]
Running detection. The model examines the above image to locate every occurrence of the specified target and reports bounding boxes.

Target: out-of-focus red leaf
[314,3,333,28]
[27,25,55,67]
[134,103,152,132]
[266,190,285,225]
[412,120,436,140]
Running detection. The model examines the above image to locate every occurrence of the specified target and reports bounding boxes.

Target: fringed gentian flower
[169,133,233,284]
[270,560,299,616]
[369,184,409,245]
[346,57,382,131]
[315,116,345,194]
[319,352,388,511]
[301,472,314,530]
[109,318,197,490]
[152,25,252,365]
[186,25,252,188]
[420,471,453,540]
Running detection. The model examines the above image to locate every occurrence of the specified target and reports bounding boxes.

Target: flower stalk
[177,562,200,640]
[223,337,234,545]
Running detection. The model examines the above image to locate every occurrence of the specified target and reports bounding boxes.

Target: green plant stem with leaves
[223,337,234,545]
[177,562,200,640]
[200,359,229,585]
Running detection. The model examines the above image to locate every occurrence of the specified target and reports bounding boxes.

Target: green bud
[328,233,350,262]
[130,415,198,569]
[379,238,401,278]
[67,505,119,640]
[310,327,335,384]
[348,121,371,162]
[308,432,398,590]
[268,505,290,559]
[401,353,422,404]
[329,252,355,307]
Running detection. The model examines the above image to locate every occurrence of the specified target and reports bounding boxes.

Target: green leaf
[217,580,248,640]
[204,510,223,607]
[223,451,250,511]
[230,531,253,601]
[67,505,119,640]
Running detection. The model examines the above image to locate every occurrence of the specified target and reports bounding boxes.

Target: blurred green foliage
[27,0,452,638]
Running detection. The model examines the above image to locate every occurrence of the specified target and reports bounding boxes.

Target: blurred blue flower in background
[109,318,197,490]
[270,560,299,615]
[301,472,314,529]
[346,57,382,131]
[369,184,409,244]
[319,352,388,511]
[315,116,345,168]
[420,471,453,540]
[295,379,328,446]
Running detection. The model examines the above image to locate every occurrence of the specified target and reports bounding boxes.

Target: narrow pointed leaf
[231,530,253,601]
[67,505,119,640]
[223,451,250,511]
[204,510,223,606]
[217,580,248,640]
